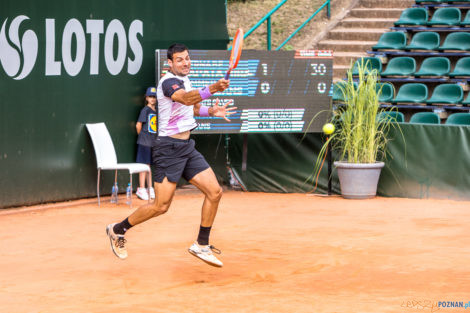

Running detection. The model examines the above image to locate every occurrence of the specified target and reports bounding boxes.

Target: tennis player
[106,43,236,267]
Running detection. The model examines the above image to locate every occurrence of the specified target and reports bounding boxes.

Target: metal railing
[229,0,331,51]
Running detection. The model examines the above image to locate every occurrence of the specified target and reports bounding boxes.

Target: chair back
[86,123,118,168]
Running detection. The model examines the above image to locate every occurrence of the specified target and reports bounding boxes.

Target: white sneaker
[136,187,149,200]
[188,242,223,267]
[149,187,155,199]
[106,223,128,259]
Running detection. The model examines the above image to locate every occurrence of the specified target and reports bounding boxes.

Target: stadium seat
[414,57,451,77]
[394,8,428,26]
[377,82,395,103]
[405,32,440,50]
[426,84,463,105]
[377,111,405,123]
[426,7,461,26]
[462,93,470,105]
[392,83,428,103]
[461,10,470,26]
[445,112,470,125]
[372,32,407,50]
[332,81,358,102]
[416,0,443,3]
[438,32,470,51]
[332,81,348,101]
[381,57,416,76]
[351,57,382,76]
[409,112,441,124]
[449,57,470,77]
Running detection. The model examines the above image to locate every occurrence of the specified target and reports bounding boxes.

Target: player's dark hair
[167,43,188,60]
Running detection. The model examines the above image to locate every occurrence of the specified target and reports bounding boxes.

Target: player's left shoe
[106,223,128,259]
[188,242,223,267]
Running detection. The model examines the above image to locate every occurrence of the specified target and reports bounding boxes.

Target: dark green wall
[0,0,229,208]
[226,124,470,201]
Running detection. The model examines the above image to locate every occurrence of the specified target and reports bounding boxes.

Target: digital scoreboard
[155,49,333,134]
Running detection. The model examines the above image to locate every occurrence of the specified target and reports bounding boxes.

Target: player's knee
[149,203,170,217]
[207,186,223,202]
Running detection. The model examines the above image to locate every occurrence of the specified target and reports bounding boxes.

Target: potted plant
[312,60,400,199]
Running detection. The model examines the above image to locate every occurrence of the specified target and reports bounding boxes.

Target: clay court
[2,189,469,313]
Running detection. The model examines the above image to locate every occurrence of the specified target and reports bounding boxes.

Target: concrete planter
[334,161,385,199]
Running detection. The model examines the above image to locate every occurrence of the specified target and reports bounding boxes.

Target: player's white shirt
[157,71,197,136]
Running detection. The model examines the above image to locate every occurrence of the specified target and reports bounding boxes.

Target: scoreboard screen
[155,49,333,134]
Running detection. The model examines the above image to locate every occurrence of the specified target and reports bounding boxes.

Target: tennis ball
[322,123,335,135]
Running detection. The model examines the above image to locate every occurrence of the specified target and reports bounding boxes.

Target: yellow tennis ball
[322,123,335,135]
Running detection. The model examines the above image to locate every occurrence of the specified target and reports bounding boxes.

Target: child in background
[135,87,157,200]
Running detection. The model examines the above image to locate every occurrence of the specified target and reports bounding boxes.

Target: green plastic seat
[405,31,440,50]
[445,113,470,125]
[414,57,451,77]
[438,32,470,51]
[460,10,470,26]
[426,84,463,105]
[426,7,461,26]
[394,8,428,26]
[392,83,428,103]
[462,93,470,105]
[332,81,357,102]
[377,111,405,123]
[449,57,470,77]
[409,112,441,124]
[376,82,395,103]
[332,81,347,101]
[416,0,443,3]
[351,57,382,76]
[381,57,416,76]
[372,32,407,50]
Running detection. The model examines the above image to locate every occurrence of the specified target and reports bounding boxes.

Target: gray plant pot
[334,161,385,199]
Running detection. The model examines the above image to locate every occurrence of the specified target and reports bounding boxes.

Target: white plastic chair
[85,122,151,206]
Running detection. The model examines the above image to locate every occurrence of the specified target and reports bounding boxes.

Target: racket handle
[224,71,230,80]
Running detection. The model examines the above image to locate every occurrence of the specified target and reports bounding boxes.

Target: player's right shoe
[106,223,128,259]
[188,241,223,267]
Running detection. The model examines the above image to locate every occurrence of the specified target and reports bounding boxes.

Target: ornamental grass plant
[309,59,402,185]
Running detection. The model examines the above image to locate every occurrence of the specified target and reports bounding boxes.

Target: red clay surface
[1,189,470,313]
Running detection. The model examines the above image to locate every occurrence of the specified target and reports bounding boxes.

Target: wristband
[199,106,210,117]
[198,86,213,100]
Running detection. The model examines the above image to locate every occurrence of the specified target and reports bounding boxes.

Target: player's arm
[165,78,230,106]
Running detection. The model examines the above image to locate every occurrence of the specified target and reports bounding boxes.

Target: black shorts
[151,136,210,183]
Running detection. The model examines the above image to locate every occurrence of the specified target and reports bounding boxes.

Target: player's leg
[183,148,224,267]
[106,136,186,259]
[106,178,176,260]
[189,168,223,229]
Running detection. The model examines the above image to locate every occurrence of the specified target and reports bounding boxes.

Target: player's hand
[211,99,237,122]
[213,78,230,92]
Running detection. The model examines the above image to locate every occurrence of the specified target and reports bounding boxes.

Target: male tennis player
[106,43,236,267]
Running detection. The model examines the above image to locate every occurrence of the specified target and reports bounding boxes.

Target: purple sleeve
[162,78,185,98]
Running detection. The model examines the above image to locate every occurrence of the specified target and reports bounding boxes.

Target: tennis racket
[225,28,244,80]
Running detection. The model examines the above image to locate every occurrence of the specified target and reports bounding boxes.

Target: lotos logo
[0,16,143,79]
[0,16,38,80]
